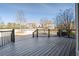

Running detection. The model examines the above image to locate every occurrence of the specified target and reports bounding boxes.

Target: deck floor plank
[0,36,76,56]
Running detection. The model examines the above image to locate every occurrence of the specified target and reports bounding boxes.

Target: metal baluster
[48,29,50,37]
[1,32,4,46]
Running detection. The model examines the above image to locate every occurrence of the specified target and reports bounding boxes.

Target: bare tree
[0,17,4,29]
[56,9,74,37]
[16,10,26,32]
[63,9,73,37]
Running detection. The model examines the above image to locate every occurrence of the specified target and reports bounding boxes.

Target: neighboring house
[26,23,37,29]
[40,20,55,29]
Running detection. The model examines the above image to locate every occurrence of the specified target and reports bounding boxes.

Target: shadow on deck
[0,36,76,56]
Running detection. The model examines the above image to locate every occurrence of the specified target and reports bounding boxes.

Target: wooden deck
[0,36,76,56]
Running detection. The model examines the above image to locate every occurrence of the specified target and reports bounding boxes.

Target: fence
[0,29,15,47]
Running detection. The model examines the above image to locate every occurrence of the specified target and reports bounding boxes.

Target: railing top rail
[35,28,58,31]
[0,30,12,32]
[0,29,13,32]
[33,29,37,33]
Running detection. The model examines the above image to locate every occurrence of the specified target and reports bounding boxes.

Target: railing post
[37,29,38,37]
[48,29,50,37]
[11,29,15,43]
[33,32,34,38]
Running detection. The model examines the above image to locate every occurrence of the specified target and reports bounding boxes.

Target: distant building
[39,19,55,29]
[26,23,37,29]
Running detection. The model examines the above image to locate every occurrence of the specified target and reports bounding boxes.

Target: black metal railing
[0,29,15,47]
[33,29,57,37]
[33,29,38,37]
[33,28,76,38]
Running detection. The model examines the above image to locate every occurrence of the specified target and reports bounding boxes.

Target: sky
[0,3,75,24]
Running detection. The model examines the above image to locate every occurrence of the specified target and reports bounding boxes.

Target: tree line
[0,9,75,30]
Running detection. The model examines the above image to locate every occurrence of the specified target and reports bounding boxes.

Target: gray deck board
[0,36,76,56]
[52,39,68,56]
